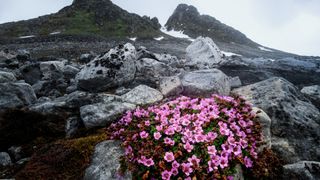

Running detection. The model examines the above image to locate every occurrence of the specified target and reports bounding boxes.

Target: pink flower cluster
[109,94,261,179]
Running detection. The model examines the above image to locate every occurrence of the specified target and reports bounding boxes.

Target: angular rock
[63,65,80,79]
[16,49,30,61]
[136,46,157,60]
[0,152,12,166]
[181,69,230,97]
[40,61,64,80]
[76,43,137,92]
[252,107,271,151]
[30,91,110,114]
[229,76,242,88]
[135,58,178,85]
[84,140,131,180]
[159,76,183,97]
[232,77,320,163]
[8,146,23,161]
[80,102,136,128]
[283,161,320,180]
[0,71,16,83]
[79,53,94,63]
[121,85,163,106]
[185,37,223,69]
[301,85,320,109]
[0,82,37,110]
[19,63,41,85]
[65,116,81,138]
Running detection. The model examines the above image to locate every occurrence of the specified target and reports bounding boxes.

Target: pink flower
[164,152,175,162]
[164,137,175,146]
[220,127,230,136]
[207,145,217,155]
[172,161,180,169]
[220,157,229,169]
[206,132,217,141]
[195,134,205,143]
[244,156,253,168]
[156,125,163,131]
[144,120,150,126]
[143,157,155,167]
[188,155,201,167]
[239,139,248,148]
[183,142,194,152]
[174,125,182,132]
[181,119,191,126]
[139,131,149,139]
[171,168,179,176]
[125,145,132,155]
[181,163,193,176]
[153,132,162,140]
[161,170,172,180]
[164,127,175,135]
[222,144,233,153]
[233,145,242,156]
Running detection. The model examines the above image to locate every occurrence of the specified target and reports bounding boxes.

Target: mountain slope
[0,0,161,39]
[165,4,259,48]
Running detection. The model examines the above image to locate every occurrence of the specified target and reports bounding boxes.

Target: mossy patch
[15,130,106,179]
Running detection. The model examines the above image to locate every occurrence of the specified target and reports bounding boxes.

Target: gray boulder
[0,82,37,110]
[282,161,320,180]
[181,69,230,97]
[159,76,183,97]
[121,85,163,106]
[76,43,137,92]
[185,37,223,69]
[229,76,242,88]
[19,63,41,85]
[301,85,320,109]
[232,77,320,163]
[0,71,16,83]
[135,58,178,85]
[40,61,64,80]
[80,102,135,128]
[0,152,12,166]
[84,140,131,180]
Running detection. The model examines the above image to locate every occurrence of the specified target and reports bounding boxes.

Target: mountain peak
[165,4,259,48]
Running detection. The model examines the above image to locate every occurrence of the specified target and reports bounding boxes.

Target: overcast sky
[0,0,319,56]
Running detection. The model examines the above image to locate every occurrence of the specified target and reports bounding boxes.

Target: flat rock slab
[121,85,163,106]
[181,69,230,97]
[80,102,136,128]
[84,140,131,180]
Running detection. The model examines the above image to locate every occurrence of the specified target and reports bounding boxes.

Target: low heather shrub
[108,95,262,179]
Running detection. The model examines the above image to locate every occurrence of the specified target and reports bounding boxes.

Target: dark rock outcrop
[232,77,320,163]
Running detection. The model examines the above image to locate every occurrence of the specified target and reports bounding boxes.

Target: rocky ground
[0,36,320,179]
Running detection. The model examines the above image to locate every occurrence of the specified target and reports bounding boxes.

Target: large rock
[0,152,12,166]
[232,77,320,163]
[0,71,16,83]
[84,140,131,180]
[76,43,137,92]
[301,85,320,109]
[135,58,178,85]
[121,85,163,106]
[159,76,183,97]
[185,37,223,69]
[30,91,115,114]
[0,82,37,110]
[181,69,230,97]
[80,102,136,128]
[282,161,320,180]
[19,63,42,85]
[40,61,65,80]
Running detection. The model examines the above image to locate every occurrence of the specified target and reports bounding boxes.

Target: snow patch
[128,37,137,41]
[49,31,61,35]
[221,51,242,57]
[259,46,273,52]
[154,36,164,41]
[161,27,194,41]
[19,35,35,39]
